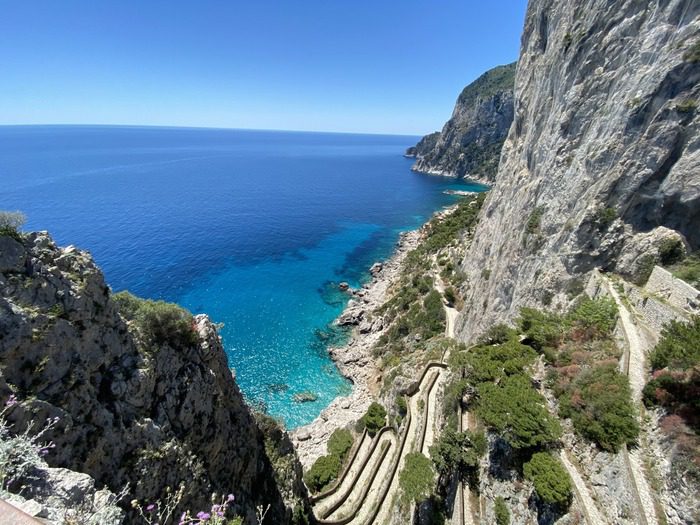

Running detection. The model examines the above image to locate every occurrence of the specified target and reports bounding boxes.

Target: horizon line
[0,123,425,138]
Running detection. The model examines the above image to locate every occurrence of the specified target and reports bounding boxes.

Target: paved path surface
[603,276,659,525]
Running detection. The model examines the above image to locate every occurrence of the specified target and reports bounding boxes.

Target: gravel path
[560,451,607,525]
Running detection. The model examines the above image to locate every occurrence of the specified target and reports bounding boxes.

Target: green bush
[658,238,686,265]
[477,374,562,449]
[670,254,700,288]
[466,340,537,383]
[633,254,656,286]
[594,206,617,230]
[495,496,510,525]
[429,428,486,479]
[559,364,638,452]
[477,323,516,345]
[113,291,198,349]
[649,316,700,370]
[523,452,572,507]
[0,210,26,240]
[399,452,435,503]
[361,402,387,436]
[304,454,341,492]
[526,206,545,234]
[567,297,618,336]
[444,286,457,306]
[519,307,565,351]
[327,428,353,461]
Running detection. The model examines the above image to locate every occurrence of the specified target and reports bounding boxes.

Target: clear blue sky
[0,1,528,135]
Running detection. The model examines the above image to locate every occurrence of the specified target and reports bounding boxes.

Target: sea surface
[0,125,487,428]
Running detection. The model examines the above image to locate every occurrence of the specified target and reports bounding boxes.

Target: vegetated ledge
[0,230,309,524]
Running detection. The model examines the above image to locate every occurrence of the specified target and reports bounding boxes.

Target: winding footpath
[603,277,659,525]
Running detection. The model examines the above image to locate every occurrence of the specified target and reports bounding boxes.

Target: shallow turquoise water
[0,125,488,427]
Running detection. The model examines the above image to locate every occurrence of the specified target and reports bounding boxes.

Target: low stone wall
[586,266,697,338]
[645,266,700,316]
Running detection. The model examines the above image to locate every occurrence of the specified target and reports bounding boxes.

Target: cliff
[0,232,307,523]
[407,63,516,183]
[456,0,700,340]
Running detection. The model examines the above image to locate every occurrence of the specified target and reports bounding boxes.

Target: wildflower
[5,394,17,408]
[196,511,211,520]
[130,499,139,508]
[146,503,156,512]
[226,494,234,503]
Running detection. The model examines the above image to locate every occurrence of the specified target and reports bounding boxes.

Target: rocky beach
[290,228,422,468]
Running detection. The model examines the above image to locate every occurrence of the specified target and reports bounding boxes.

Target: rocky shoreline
[290,228,422,468]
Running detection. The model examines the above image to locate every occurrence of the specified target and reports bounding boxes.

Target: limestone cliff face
[0,232,306,523]
[408,63,516,184]
[456,0,700,340]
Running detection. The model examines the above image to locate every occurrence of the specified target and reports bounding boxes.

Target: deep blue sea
[0,125,487,428]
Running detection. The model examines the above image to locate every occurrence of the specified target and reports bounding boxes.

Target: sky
[0,1,528,135]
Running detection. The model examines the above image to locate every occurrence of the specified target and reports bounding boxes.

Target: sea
[0,125,487,428]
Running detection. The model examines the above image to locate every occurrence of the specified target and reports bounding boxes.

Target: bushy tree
[518,308,565,351]
[567,297,618,336]
[495,496,510,525]
[304,454,341,492]
[523,452,572,507]
[113,291,198,349]
[399,452,435,503]
[429,428,486,480]
[649,316,700,370]
[466,340,537,383]
[559,364,638,452]
[361,402,387,436]
[327,428,353,461]
[0,210,26,240]
[477,375,562,449]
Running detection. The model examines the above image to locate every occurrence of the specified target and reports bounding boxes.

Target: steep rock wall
[407,63,516,184]
[456,0,700,340]
[0,232,306,523]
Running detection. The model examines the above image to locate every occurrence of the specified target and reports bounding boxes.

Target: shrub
[429,428,486,480]
[676,99,698,114]
[361,402,387,436]
[649,316,700,370]
[567,297,618,336]
[477,323,516,345]
[477,374,562,449]
[399,452,435,503]
[0,210,26,240]
[518,308,565,352]
[594,206,617,230]
[327,428,353,461]
[444,286,457,307]
[113,291,199,349]
[526,206,545,234]
[658,238,686,265]
[633,254,656,286]
[495,496,510,525]
[466,340,537,383]
[670,253,700,288]
[304,454,341,492]
[523,452,572,507]
[559,364,638,452]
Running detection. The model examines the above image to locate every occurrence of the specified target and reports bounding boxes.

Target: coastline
[290,227,422,468]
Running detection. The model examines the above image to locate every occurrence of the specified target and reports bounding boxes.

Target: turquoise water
[0,125,487,427]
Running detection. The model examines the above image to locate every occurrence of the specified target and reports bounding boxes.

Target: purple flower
[226,494,235,503]
[5,394,17,408]
[196,511,211,521]
[146,504,156,512]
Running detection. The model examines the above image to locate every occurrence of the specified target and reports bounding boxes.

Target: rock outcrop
[407,63,516,184]
[0,232,307,523]
[456,0,700,340]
